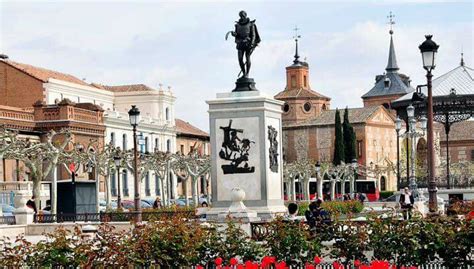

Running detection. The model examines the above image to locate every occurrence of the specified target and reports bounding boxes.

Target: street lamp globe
[87,161,94,173]
[406,104,415,118]
[395,116,402,132]
[418,35,439,72]
[351,159,358,169]
[420,116,428,132]
[315,161,321,173]
[128,105,141,127]
[114,155,121,167]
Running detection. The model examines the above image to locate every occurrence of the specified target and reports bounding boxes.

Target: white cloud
[0,1,471,131]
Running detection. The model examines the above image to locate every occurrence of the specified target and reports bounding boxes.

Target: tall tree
[343,107,357,163]
[333,108,345,166]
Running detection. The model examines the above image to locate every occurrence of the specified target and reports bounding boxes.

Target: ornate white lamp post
[396,105,427,199]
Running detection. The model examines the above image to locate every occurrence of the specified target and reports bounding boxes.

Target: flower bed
[0,215,471,268]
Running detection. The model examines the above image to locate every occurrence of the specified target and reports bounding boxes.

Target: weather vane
[293,25,301,41]
[293,25,301,63]
[387,11,395,34]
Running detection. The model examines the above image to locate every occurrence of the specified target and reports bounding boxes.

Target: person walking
[400,187,414,220]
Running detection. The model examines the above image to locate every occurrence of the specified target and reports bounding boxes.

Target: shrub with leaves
[126,217,205,267]
[437,217,473,267]
[0,235,33,267]
[84,223,130,267]
[264,218,322,265]
[331,220,370,265]
[218,219,265,262]
[28,226,90,268]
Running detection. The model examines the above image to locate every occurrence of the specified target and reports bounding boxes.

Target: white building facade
[44,80,178,200]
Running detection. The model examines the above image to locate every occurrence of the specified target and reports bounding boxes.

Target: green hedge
[289,200,363,216]
[380,191,394,200]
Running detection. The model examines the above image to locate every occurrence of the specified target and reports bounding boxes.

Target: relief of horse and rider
[219,120,255,174]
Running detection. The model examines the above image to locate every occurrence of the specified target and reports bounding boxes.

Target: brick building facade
[275,39,398,191]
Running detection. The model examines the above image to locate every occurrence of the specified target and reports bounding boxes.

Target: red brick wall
[0,62,45,108]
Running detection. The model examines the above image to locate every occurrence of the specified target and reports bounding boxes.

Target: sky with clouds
[1,0,472,130]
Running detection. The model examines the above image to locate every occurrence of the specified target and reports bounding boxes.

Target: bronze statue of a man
[227,11,260,78]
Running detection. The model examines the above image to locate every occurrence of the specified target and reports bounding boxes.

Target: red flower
[276,261,288,269]
[333,261,344,269]
[261,256,276,268]
[245,261,258,269]
[371,260,391,269]
[215,257,223,266]
[230,257,238,265]
[237,265,245,269]
[314,256,322,264]
[354,260,362,267]
[196,266,204,269]
[305,263,315,269]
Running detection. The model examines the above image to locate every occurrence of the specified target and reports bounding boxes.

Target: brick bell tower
[274,27,331,125]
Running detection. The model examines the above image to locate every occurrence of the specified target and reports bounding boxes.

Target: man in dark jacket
[399,187,415,220]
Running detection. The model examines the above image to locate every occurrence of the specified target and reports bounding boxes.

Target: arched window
[111,173,117,196]
[110,132,115,146]
[155,174,161,195]
[145,172,151,196]
[122,134,127,150]
[380,176,387,191]
[145,137,149,153]
[165,107,170,121]
[291,75,296,88]
[123,170,129,197]
[154,138,159,152]
[166,139,171,152]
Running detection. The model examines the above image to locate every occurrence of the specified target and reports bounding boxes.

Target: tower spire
[385,12,399,72]
[461,47,465,66]
[293,25,301,64]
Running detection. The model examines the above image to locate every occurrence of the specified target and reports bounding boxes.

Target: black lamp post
[128,105,142,222]
[419,35,439,213]
[113,154,122,210]
[395,116,402,191]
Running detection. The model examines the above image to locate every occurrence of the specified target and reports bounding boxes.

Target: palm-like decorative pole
[0,126,16,183]
[84,140,116,212]
[9,129,72,213]
[145,150,172,206]
[171,152,190,206]
[183,149,210,206]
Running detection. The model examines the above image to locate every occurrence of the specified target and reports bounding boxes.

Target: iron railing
[0,215,16,225]
[33,210,196,223]
[192,262,448,269]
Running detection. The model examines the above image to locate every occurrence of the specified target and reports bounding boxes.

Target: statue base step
[233,77,258,92]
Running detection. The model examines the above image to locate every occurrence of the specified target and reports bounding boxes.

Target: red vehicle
[284,178,379,202]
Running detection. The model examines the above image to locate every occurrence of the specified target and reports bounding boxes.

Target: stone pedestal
[206,90,286,221]
[233,77,258,92]
[14,190,34,225]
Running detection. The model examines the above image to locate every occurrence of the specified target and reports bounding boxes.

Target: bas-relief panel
[266,117,282,200]
[215,117,261,201]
